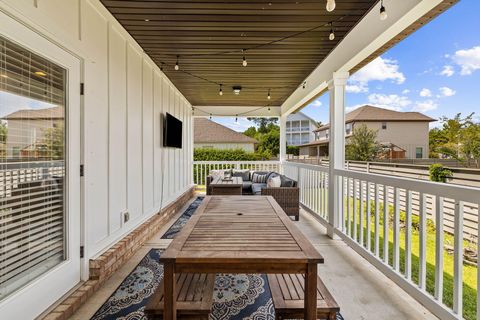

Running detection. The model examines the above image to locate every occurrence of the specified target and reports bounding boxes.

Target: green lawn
[344,198,477,320]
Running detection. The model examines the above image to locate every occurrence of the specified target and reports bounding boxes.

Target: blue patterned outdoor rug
[91,249,344,320]
[161,196,204,239]
[92,197,344,319]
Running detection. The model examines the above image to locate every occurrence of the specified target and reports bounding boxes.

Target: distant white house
[286,112,319,146]
[194,118,257,152]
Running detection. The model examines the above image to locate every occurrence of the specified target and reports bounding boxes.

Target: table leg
[163,262,176,320]
[304,263,317,320]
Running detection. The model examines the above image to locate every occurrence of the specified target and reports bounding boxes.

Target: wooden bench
[145,273,215,319]
[268,274,339,320]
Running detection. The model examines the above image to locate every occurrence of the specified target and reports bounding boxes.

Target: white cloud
[438,86,456,97]
[419,88,432,97]
[345,104,364,113]
[413,100,438,112]
[440,65,454,77]
[452,46,480,75]
[367,93,411,111]
[310,99,322,108]
[402,89,410,95]
[346,84,367,93]
[347,57,405,93]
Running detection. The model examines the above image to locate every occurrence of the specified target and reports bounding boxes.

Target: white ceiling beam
[192,106,281,118]
[280,0,444,116]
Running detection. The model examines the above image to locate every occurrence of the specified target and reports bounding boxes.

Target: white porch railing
[192,160,479,319]
[192,161,280,186]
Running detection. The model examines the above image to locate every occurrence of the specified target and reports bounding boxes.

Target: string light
[174,55,179,70]
[219,84,223,96]
[267,89,271,100]
[329,22,335,41]
[209,113,212,120]
[233,86,242,95]
[242,49,247,67]
[326,0,336,12]
[302,81,306,89]
[268,107,271,113]
[192,107,195,115]
[235,115,238,123]
[380,0,388,20]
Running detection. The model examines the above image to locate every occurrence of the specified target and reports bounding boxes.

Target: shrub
[429,164,453,183]
[287,145,299,155]
[194,148,263,161]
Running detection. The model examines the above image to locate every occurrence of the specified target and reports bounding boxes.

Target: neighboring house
[194,118,257,152]
[299,105,435,159]
[286,111,319,146]
[2,106,64,158]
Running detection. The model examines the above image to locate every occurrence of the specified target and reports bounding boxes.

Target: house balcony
[0,1,476,320]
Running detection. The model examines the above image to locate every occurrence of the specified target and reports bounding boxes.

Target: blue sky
[214,0,480,131]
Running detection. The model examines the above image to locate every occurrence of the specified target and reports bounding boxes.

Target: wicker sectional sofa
[206,169,300,221]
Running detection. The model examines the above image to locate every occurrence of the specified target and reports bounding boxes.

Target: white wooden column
[279,114,287,162]
[327,71,349,238]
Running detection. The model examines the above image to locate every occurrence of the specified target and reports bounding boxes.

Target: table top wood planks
[160,195,323,320]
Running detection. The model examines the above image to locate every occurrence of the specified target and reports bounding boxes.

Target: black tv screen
[163,112,182,148]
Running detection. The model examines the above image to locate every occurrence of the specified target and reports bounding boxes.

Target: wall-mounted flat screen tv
[163,112,182,148]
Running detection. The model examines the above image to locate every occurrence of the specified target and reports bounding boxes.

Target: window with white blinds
[0,35,66,300]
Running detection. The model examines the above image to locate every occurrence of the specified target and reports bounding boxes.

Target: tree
[256,127,280,159]
[345,124,381,161]
[243,126,257,138]
[246,117,278,134]
[0,122,7,144]
[41,124,64,160]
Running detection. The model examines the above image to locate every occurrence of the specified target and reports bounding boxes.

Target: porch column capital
[328,71,349,88]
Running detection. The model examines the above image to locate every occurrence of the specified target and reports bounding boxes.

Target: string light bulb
[380,0,388,20]
[242,49,247,67]
[267,89,271,100]
[174,55,179,70]
[219,84,223,96]
[235,115,238,123]
[326,0,336,12]
[329,23,335,41]
[268,107,271,113]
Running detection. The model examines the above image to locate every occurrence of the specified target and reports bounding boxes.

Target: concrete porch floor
[70,195,438,320]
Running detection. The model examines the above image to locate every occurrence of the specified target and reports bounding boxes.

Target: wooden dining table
[160,195,324,320]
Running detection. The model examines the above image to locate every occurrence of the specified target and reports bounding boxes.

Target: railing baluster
[374,183,379,257]
[393,187,400,271]
[434,196,444,302]
[405,190,412,280]
[360,180,364,246]
[383,185,389,264]
[453,201,463,316]
[353,179,358,241]
[347,178,351,237]
[419,192,427,290]
[366,181,371,252]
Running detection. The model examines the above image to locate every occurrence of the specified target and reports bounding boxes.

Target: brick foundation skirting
[41,186,195,320]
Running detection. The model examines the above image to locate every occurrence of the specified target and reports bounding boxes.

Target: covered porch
[0,1,476,320]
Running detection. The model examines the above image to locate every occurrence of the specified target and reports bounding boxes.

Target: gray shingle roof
[194,118,257,144]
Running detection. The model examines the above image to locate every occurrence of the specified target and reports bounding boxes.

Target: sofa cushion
[279,175,296,187]
[232,169,250,181]
[209,169,231,179]
[250,170,272,181]
[252,172,269,183]
[242,181,253,192]
[252,183,267,195]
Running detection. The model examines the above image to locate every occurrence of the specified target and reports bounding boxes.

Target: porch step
[145,273,215,320]
[267,273,339,320]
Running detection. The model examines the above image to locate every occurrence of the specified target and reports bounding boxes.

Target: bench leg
[163,262,176,320]
[304,263,317,320]
[329,311,337,320]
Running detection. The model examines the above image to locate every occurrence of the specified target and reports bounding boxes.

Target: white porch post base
[279,114,287,163]
[327,71,349,239]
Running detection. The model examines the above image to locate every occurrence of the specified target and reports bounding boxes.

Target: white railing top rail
[284,161,329,173]
[335,168,479,204]
[193,160,280,164]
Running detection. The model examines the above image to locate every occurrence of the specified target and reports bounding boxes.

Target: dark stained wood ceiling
[101,0,378,107]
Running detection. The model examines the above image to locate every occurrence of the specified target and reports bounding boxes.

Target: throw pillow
[252,173,268,183]
[232,169,250,181]
[280,175,295,187]
[209,169,226,179]
[267,175,281,188]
